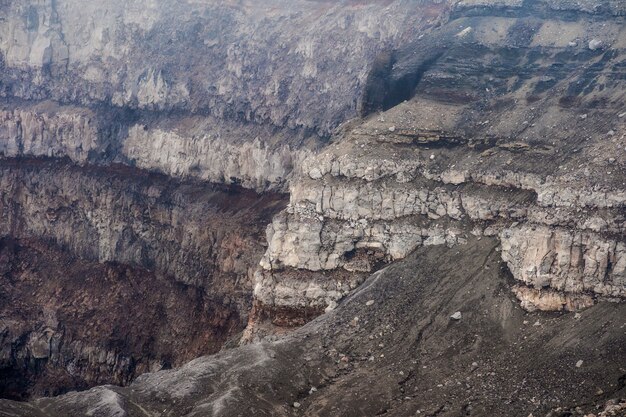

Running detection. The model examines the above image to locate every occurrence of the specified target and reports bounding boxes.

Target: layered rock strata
[0,159,285,397]
[0,0,625,403]
[2,239,625,416]
[0,0,451,192]
[0,0,453,398]
[0,0,440,134]
[0,159,285,288]
[245,0,626,338]
[0,101,314,191]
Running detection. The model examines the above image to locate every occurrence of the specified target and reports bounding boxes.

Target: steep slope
[0,159,285,399]
[0,236,239,400]
[1,238,624,416]
[0,0,447,191]
[0,0,447,397]
[0,0,625,412]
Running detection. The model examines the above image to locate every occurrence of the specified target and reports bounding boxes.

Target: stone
[366,300,375,306]
[450,312,462,320]
[588,39,603,50]
[1,0,626,412]
[309,168,323,180]
[325,301,338,313]
[456,27,472,38]
[501,226,626,301]
[576,360,583,368]
[513,286,595,313]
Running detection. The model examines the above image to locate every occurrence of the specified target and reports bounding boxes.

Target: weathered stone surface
[0,105,98,162]
[501,225,626,298]
[123,125,312,191]
[0,102,314,191]
[2,239,625,416]
[512,285,595,312]
[1,0,625,407]
[0,159,284,287]
[0,159,286,397]
[245,0,626,334]
[0,237,247,400]
[0,0,438,135]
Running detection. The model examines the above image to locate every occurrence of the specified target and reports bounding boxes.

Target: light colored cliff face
[0,0,624,409]
[0,0,454,397]
[0,105,98,162]
[253,118,626,320]
[0,0,440,133]
[501,225,626,298]
[0,102,314,191]
[253,132,626,322]
[243,1,626,337]
[1,0,624,332]
[0,1,448,192]
[123,125,313,191]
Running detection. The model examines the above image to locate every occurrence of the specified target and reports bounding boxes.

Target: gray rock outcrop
[245,0,626,338]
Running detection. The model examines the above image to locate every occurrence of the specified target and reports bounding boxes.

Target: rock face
[0,0,625,410]
[0,236,242,400]
[0,159,285,398]
[0,0,446,191]
[245,0,626,338]
[2,239,625,416]
[0,0,450,398]
[0,0,435,133]
[501,225,626,299]
[0,100,314,191]
[0,159,285,287]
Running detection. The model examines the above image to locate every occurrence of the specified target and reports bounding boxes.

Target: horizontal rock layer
[246,0,626,336]
[0,159,284,288]
[0,159,285,395]
[0,101,314,191]
[501,225,626,298]
[0,0,439,136]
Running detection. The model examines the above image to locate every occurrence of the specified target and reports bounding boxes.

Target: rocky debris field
[1,238,624,416]
[0,0,625,414]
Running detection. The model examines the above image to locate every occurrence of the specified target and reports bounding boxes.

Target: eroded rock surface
[0,159,285,398]
[0,0,451,399]
[0,0,625,410]
[246,0,626,338]
[2,239,624,416]
[0,0,447,191]
[0,237,240,400]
